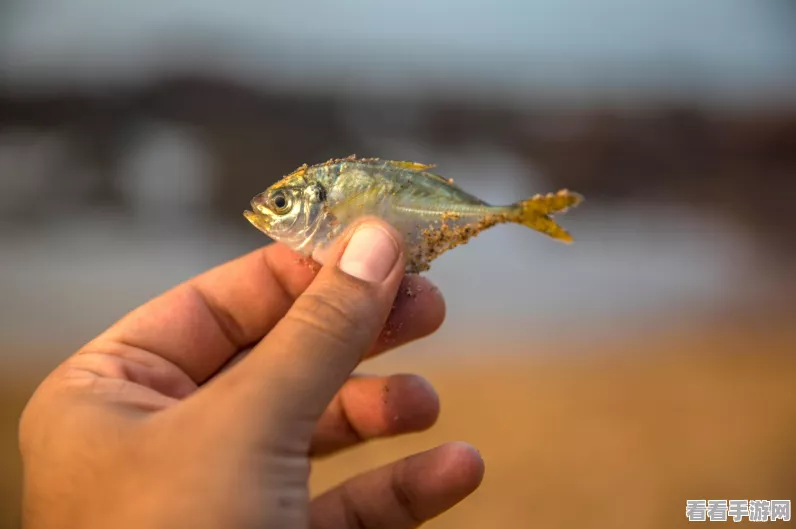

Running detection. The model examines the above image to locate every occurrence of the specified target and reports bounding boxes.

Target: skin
[19,218,484,529]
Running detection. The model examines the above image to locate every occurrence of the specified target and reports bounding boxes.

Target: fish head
[244,171,327,248]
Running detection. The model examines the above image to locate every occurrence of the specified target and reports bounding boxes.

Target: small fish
[244,155,583,273]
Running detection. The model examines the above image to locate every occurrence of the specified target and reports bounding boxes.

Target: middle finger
[310,373,440,457]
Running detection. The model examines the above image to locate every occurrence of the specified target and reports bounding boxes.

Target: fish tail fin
[511,189,583,243]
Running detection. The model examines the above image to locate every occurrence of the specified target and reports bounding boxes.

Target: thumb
[206,218,406,435]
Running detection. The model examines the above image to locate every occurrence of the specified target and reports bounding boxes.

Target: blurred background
[1,1,795,527]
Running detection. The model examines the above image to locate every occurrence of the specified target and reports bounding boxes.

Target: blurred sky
[2,0,796,106]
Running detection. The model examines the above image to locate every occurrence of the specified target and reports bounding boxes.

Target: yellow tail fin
[514,189,583,243]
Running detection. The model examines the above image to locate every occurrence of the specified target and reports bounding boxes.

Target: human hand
[19,218,484,529]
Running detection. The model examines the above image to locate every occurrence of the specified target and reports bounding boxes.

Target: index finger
[92,243,445,384]
[94,243,317,383]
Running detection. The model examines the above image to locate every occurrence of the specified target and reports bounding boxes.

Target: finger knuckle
[392,460,425,525]
[287,290,368,347]
[340,484,370,529]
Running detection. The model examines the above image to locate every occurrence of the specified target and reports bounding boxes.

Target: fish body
[244,156,583,273]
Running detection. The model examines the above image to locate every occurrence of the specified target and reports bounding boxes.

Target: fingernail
[339,225,399,282]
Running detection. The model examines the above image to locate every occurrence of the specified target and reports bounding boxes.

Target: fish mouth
[243,209,272,232]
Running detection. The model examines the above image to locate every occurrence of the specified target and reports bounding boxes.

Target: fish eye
[271,191,291,214]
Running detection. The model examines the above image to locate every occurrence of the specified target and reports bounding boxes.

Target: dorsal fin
[386,160,437,172]
[383,160,463,189]
[315,154,359,168]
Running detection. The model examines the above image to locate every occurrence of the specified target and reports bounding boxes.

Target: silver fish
[244,156,583,273]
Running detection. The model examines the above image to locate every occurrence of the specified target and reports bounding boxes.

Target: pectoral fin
[327,185,385,224]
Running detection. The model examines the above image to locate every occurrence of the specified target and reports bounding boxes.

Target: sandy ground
[2,319,794,529]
